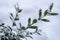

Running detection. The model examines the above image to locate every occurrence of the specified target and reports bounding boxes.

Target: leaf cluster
[0,3,58,40]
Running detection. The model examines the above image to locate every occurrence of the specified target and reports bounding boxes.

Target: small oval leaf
[41,19,49,22]
[10,13,13,17]
[39,9,42,17]
[21,26,26,30]
[32,19,37,24]
[38,9,42,20]
[14,17,19,20]
[28,18,31,26]
[28,26,37,29]
[44,10,48,16]
[49,13,58,16]
[13,22,16,26]
[49,3,53,11]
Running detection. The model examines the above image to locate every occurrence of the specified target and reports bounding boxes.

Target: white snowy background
[0,0,60,40]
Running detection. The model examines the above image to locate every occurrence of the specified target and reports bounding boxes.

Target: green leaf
[32,19,37,24]
[10,13,13,17]
[14,13,19,20]
[14,17,19,20]
[49,13,58,16]
[14,3,22,13]
[13,22,16,26]
[28,18,31,26]
[44,10,48,16]
[41,19,49,22]
[39,9,42,17]
[28,26,37,29]
[18,9,22,13]
[38,9,42,20]
[39,9,42,19]
[21,26,26,30]
[49,3,53,11]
